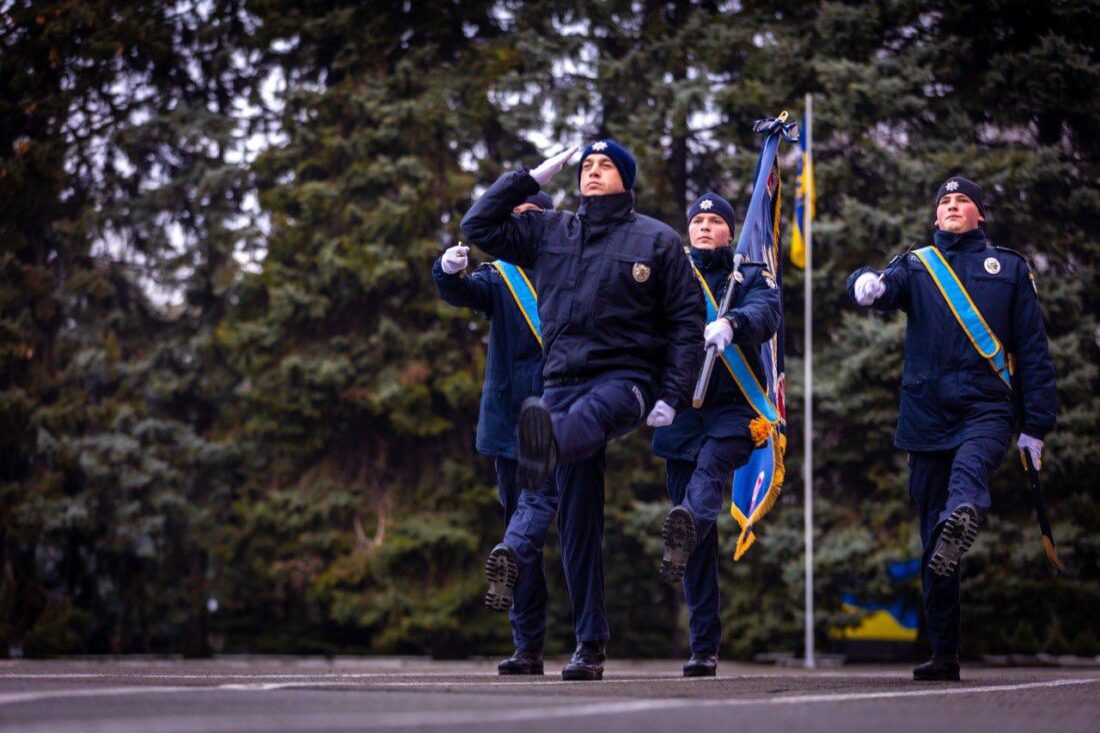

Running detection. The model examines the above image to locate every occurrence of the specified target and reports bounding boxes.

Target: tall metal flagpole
[803,92,815,669]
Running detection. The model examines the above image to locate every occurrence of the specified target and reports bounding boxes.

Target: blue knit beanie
[686,192,737,237]
[577,139,636,191]
[934,176,986,219]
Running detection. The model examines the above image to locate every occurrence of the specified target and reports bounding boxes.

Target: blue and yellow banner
[790,117,814,269]
[729,114,798,560]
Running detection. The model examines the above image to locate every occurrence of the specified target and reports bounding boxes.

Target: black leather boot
[683,653,717,678]
[929,504,980,577]
[484,544,519,611]
[561,640,606,681]
[913,655,961,681]
[517,397,557,491]
[660,506,697,583]
[498,649,544,675]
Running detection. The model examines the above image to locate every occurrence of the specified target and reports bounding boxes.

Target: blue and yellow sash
[688,264,780,429]
[688,260,786,560]
[912,247,1012,387]
[490,261,542,345]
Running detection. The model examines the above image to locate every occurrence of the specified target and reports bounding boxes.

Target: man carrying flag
[847,176,1057,681]
[651,191,781,677]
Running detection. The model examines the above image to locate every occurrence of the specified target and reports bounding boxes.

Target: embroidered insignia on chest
[984,257,1001,275]
[632,262,651,283]
[733,270,744,284]
[700,199,714,210]
[946,180,959,191]
[592,141,608,151]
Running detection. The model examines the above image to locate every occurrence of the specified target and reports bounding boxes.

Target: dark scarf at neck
[934,227,986,253]
[690,245,733,272]
[577,190,634,227]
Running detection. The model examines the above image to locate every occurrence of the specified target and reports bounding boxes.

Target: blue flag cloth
[730,114,798,560]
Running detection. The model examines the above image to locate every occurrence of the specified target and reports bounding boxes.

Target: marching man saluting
[847,176,1057,681]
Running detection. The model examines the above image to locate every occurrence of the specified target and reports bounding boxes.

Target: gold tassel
[749,416,772,447]
[734,527,756,561]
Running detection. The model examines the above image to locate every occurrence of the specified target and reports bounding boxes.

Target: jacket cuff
[658,391,684,413]
[1020,424,1049,441]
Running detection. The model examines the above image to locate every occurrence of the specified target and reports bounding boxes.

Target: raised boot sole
[484,546,518,611]
[517,398,554,491]
[929,505,980,577]
[660,507,697,583]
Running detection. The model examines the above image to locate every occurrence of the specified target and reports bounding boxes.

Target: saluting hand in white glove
[1017,433,1044,471]
[441,244,469,275]
[704,318,734,352]
[854,272,887,306]
[529,146,579,187]
[646,400,676,428]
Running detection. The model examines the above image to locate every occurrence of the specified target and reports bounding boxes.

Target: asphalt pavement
[1,657,1097,732]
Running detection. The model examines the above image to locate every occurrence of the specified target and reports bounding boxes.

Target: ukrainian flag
[790,117,814,269]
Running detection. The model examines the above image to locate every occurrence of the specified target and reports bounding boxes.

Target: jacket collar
[578,190,634,226]
[690,245,733,272]
[933,227,987,253]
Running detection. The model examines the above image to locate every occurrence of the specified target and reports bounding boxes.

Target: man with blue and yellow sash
[848,176,1057,682]
[652,193,781,677]
[433,191,558,676]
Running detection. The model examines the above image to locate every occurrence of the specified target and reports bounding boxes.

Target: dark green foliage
[2,0,1097,659]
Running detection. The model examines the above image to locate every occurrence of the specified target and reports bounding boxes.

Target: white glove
[646,400,676,427]
[441,244,469,275]
[704,318,734,352]
[854,272,886,306]
[1017,433,1044,471]
[529,146,578,187]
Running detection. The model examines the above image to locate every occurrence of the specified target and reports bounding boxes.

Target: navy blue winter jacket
[652,245,782,461]
[433,258,543,459]
[847,228,1057,452]
[460,170,704,410]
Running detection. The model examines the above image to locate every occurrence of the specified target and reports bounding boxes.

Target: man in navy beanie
[651,192,780,677]
[848,175,1056,681]
[461,141,703,680]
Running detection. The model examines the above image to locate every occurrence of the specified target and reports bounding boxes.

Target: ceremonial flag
[730,114,799,560]
[790,118,814,269]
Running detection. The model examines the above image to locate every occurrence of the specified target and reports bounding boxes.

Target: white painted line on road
[754,676,1100,705]
[0,686,194,706]
[2,678,1099,733]
[0,671,477,680]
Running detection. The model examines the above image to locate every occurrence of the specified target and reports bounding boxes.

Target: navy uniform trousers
[908,433,1008,658]
[497,457,557,653]
[530,374,653,643]
[665,435,754,655]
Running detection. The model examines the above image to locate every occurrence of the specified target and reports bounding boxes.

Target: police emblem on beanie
[577,139,637,191]
[632,262,651,283]
[934,176,987,220]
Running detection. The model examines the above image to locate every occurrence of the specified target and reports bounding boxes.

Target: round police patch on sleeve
[984,257,1001,275]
